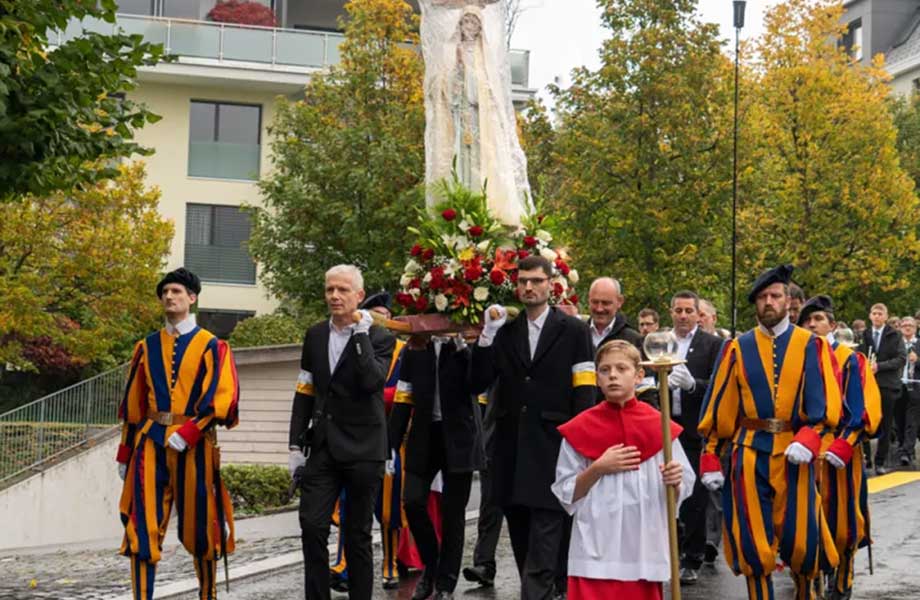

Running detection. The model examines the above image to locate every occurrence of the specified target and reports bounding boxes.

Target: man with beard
[472,255,596,600]
[788,283,806,325]
[586,277,641,351]
[698,266,842,600]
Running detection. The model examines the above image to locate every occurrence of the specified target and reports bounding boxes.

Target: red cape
[558,398,682,461]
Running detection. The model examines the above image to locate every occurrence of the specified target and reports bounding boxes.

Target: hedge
[221,464,294,515]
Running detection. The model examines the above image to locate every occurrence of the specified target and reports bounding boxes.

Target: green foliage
[543,0,734,313]
[229,313,304,348]
[0,0,168,200]
[222,464,293,514]
[250,0,424,312]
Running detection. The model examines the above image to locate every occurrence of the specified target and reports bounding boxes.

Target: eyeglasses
[517,276,549,286]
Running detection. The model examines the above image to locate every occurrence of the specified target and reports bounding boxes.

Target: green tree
[545,0,735,313]
[250,0,424,310]
[0,0,166,201]
[737,0,920,320]
[0,162,173,388]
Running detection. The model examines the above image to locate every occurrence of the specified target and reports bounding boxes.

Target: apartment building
[59,0,534,337]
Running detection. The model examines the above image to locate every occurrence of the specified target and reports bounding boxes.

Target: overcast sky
[510,0,782,103]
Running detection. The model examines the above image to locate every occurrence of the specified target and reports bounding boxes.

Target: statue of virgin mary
[419,0,534,226]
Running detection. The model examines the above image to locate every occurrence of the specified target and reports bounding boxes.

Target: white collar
[329,319,355,335]
[165,314,196,337]
[529,305,550,329]
[826,332,836,346]
[758,315,790,338]
[675,325,698,341]
[873,326,885,335]
[590,318,614,336]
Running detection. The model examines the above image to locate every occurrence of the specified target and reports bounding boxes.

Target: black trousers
[298,445,383,600]
[876,386,901,467]
[472,466,503,575]
[504,505,565,600]
[896,383,920,460]
[403,422,473,593]
[679,443,708,569]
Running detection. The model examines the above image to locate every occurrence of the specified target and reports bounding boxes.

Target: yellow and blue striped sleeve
[698,339,740,457]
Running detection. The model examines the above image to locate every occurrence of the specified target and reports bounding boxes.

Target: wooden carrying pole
[352,310,413,333]
[656,365,682,600]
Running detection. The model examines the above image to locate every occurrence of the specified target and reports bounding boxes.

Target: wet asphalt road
[209,478,920,600]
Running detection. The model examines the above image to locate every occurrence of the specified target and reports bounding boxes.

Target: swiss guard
[115,268,240,600]
[797,295,882,600]
[697,266,842,600]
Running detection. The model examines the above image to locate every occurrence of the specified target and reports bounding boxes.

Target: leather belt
[151,412,191,426]
[740,417,792,434]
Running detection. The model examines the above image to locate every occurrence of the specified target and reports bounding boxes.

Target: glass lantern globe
[643,330,678,362]
[835,326,857,348]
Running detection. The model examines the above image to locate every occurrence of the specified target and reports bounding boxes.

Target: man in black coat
[896,317,920,466]
[665,291,724,585]
[858,302,906,474]
[388,335,485,600]
[471,255,596,600]
[288,265,395,600]
[586,276,642,351]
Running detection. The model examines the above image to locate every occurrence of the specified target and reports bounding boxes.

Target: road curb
[117,509,479,599]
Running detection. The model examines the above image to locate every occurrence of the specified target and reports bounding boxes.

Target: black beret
[747,264,794,304]
[797,295,834,326]
[360,290,391,311]
[156,268,201,297]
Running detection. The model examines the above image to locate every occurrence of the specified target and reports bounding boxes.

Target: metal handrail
[0,362,129,485]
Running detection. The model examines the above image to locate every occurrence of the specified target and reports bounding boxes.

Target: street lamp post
[731,0,745,338]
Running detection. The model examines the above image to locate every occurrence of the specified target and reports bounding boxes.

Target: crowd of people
[111,262,919,600]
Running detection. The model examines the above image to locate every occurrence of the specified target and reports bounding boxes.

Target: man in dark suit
[665,291,723,585]
[388,335,485,600]
[288,264,395,600]
[858,302,906,474]
[895,316,920,466]
[472,255,597,600]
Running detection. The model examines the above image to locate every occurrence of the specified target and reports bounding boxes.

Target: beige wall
[129,82,282,316]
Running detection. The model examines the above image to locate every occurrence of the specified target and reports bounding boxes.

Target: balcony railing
[50,14,531,87]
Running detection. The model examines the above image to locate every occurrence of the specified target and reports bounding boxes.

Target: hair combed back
[325,264,364,291]
[596,339,641,368]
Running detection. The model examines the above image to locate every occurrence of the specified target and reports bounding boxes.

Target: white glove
[118,462,128,481]
[354,309,373,334]
[479,304,507,346]
[669,364,695,392]
[825,450,846,470]
[701,471,724,491]
[385,449,397,476]
[288,449,307,477]
[167,432,189,452]
[784,441,814,465]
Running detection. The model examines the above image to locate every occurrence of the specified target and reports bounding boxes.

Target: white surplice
[551,439,695,582]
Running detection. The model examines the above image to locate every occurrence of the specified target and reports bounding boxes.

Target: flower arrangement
[394,178,579,324]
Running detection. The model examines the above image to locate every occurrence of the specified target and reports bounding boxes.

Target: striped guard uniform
[116,323,240,600]
[698,323,842,600]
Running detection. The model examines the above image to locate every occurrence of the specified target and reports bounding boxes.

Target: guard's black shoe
[412,570,435,600]
[382,576,399,590]
[329,571,349,593]
[462,565,495,587]
[679,567,699,585]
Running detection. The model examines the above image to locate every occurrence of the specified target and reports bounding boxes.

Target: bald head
[588,277,624,330]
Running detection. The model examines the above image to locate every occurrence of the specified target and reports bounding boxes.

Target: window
[842,19,863,61]
[197,309,255,340]
[185,204,257,284]
[188,101,262,180]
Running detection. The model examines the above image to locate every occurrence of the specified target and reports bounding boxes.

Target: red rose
[569,294,579,304]
[489,269,506,285]
[553,282,564,296]
[415,296,429,311]
[464,265,483,282]
[469,225,483,238]
[517,249,530,259]
[442,208,457,221]
[408,278,421,290]
[396,292,413,307]
[523,236,537,247]
[410,244,422,256]
[510,270,519,283]
[556,261,570,276]
[422,248,435,261]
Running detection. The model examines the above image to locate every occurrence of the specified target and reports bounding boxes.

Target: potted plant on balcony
[207,1,277,27]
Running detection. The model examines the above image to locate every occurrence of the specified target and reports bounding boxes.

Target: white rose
[400,274,412,287]
[434,294,449,312]
[535,229,553,243]
[540,247,558,262]
[474,286,489,302]
[567,269,579,285]
[409,288,421,299]
[404,259,421,273]
[458,219,471,232]
[477,240,491,252]
[423,272,432,284]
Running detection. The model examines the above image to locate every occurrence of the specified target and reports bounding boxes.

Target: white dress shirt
[671,326,697,416]
[904,337,917,381]
[328,319,355,373]
[589,319,614,350]
[528,305,550,359]
[872,327,884,352]
[165,314,197,337]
